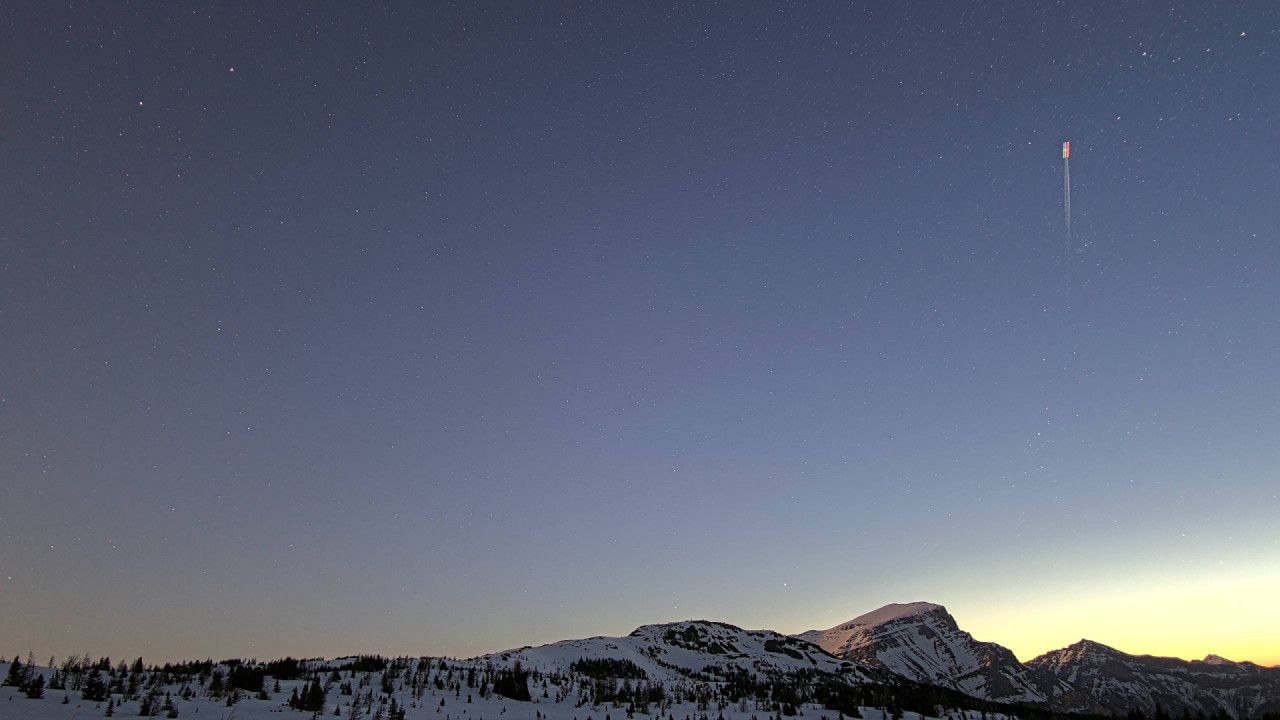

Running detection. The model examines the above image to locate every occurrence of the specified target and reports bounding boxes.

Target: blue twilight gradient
[1,2,1278,663]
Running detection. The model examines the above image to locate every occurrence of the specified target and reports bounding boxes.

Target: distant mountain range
[1030,638,1280,719]
[4,601,1277,720]
[795,602,1280,719]
[481,599,1280,719]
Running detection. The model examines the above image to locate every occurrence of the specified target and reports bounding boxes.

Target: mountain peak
[629,619,744,637]
[1030,638,1124,665]
[1071,638,1121,654]
[840,601,947,628]
[796,602,1055,705]
[1030,640,1280,718]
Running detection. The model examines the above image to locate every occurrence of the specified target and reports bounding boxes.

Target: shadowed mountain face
[796,603,1071,705]
[1029,640,1280,720]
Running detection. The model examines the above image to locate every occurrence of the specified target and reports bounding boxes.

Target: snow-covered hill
[1029,640,1280,719]
[487,619,870,684]
[0,645,999,720]
[3,610,1276,720]
[796,603,1066,705]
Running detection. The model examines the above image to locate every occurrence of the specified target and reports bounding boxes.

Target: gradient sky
[2,2,1278,667]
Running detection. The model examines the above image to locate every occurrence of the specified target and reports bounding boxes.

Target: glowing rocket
[1062,141,1071,238]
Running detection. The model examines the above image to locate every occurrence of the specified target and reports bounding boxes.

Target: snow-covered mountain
[0,624,1000,720]
[796,603,1070,705]
[3,609,1277,720]
[485,619,872,683]
[1028,639,1280,719]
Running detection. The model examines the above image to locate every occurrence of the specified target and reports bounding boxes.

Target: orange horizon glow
[953,559,1280,669]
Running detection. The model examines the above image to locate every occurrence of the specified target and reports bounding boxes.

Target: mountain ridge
[796,603,1071,706]
[791,603,1280,720]
[2,603,1275,720]
[1028,637,1280,719]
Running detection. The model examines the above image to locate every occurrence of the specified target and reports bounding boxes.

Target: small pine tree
[25,674,45,699]
[208,672,224,697]
[3,656,24,688]
[23,652,36,688]
[82,668,108,702]
[309,680,328,712]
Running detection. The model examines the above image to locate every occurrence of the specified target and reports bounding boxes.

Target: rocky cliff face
[1029,640,1280,719]
[797,603,1069,705]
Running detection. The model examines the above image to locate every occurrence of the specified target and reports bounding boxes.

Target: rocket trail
[1062,141,1072,249]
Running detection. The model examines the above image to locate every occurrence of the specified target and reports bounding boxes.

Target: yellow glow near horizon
[956,559,1280,667]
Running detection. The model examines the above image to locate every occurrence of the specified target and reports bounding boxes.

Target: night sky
[2,2,1278,666]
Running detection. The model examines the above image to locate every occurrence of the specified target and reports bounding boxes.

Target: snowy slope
[4,615,1276,720]
[0,657,1002,720]
[1029,640,1280,719]
[797,603,1067,705]
[483,619,876,684]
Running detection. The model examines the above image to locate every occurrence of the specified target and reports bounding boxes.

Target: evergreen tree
[207,671,224,697]
[3,656,24,688]
[310,679,329,712]
[82,668,109,702]
[25,674,45,699]
[491,663,532,702]
[24,652,37,688]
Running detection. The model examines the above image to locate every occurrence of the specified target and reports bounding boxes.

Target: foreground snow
[0,687,994,720]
